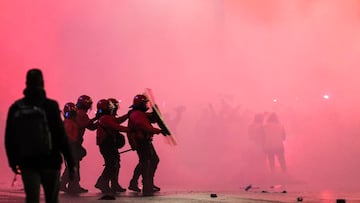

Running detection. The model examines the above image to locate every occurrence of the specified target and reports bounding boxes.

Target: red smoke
[1,0,360,193]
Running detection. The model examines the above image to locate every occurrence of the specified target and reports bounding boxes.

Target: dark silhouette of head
[26,68,44,88]
[76,95,93,111]
[63,102,77,119]
[130,94,149,112]
[96,99,115,117]
[108,98,119,116]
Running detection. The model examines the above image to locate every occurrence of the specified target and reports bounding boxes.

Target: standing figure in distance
[127,94,163,196]
[248,113,267,170]
[5,68,75,203]
[263,112,287,173]
[248,113,265,148]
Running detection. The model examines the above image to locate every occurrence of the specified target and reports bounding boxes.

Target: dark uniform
[60,103,87,194]
[95,99,129,193]
[60,95,96,193]
[127,94,162,196]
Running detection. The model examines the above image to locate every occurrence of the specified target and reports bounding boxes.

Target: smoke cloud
[1,0,359,193]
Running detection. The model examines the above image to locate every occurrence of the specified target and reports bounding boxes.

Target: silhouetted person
[61,94,97,193]
[127,94,163,196]
[108,98,128,190]
[263,112,287,173]
[248,113,267,171]
[127,105,184,192]
[5,68,75,203]
[129,105,184,193]
[60,102,86,194]
[248,113,265,148]
[95,99,129,193]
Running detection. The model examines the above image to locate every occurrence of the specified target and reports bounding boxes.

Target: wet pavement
[1,186,359,203]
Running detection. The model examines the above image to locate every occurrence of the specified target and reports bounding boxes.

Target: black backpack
[13,101,52,159]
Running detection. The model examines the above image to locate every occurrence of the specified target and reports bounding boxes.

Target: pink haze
[1,0,360,193]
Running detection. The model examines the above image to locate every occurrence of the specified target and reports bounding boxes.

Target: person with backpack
[5,68,75,203]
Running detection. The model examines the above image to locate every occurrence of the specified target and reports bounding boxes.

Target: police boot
[95,179,111,193]
[67,182,88,194]
[59,181,68,193]
[128,179,141,192]
[153,185,161,192]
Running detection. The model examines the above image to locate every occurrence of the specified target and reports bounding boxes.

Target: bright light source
[273,99,277,103]
[323,94,329,100]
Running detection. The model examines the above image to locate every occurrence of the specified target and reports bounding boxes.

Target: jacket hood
[23,87,46,106]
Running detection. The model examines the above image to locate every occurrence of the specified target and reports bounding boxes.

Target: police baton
[119,148,133,154]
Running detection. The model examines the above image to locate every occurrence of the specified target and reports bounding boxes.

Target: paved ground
[1,186,359,203]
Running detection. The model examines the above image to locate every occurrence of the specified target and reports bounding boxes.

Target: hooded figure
[5,68,75,203]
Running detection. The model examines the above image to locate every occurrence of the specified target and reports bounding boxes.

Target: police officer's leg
[95,145,112,192]
[142,159,153,195]
[67,159,82,193]
[111,162,120,187]
[132,162,142,184]
[150,143,159,177]
[128,161,142,192]
[59,164,69,191]
[139,143,153,196]
[62,143,79,192]
[150,143,160,191]
[110,150,126,192]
